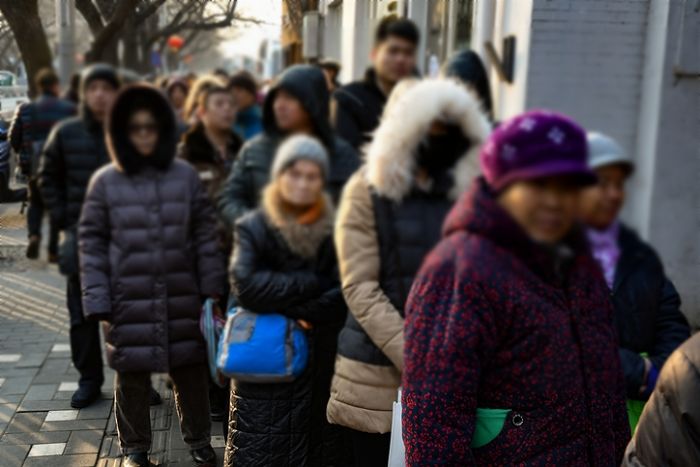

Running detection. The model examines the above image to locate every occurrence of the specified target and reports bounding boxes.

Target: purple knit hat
[479,110,596,191]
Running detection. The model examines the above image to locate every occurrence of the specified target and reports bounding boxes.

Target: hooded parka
[327,79,491,433]
[217,65,360,227]
[78,85,226,373]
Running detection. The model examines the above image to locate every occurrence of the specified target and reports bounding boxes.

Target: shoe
[26,236,40,259]
[123,452,151,467]
[70,385,101,409]
[190,445,216,465]
[47,252,58,264]
[149,387,162,406]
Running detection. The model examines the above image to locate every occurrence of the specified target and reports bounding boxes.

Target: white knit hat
[271,135,329,179]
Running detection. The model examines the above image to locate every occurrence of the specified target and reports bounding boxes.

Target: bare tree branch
[74,0,105,36]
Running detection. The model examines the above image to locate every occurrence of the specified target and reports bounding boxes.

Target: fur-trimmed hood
[261,183,335,259]
[365,78,491,202]
[106,84,177,175]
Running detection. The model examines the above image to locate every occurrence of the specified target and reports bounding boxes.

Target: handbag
[216,307,309,383]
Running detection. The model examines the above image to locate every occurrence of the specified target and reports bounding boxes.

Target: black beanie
[80,63,121,98]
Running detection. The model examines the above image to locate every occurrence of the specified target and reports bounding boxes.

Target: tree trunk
[0,0,52,97]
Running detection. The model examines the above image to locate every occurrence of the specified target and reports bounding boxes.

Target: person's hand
[297,319,313,331]
[209,296,224,319]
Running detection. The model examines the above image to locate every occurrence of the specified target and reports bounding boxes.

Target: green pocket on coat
[626,399,645,434]
[471,408,511,448]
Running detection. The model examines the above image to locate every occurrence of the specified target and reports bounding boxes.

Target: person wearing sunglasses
[78,85,226,467]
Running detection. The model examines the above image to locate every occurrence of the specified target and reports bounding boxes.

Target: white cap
[587,132,634,173]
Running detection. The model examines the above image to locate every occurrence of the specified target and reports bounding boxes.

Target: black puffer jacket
[331,68,387,150]
[38,66,116,276]
[622,333,700,466]
[225,186,348,467]
[218,65,359,227]
[78,85,226,373]
[613,225,690,399]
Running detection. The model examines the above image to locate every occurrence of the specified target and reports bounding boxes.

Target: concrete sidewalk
[0,203,226,466]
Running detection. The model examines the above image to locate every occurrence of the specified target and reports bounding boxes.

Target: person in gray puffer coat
[78,85,225,467]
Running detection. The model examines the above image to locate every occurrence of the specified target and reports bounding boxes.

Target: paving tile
[17,400,73,412]
[0,403,18,423]
[23,384,57,401]
[77,399,112,420]
[211,434,225,448]
[44,409,78,422]
[0,443,30,467]
[50,344,70,353]
[41,418,107,432]
[57,381,78,392]
[0,376,33,395]
[0,430,71,445]
[5,412,46,433]
[27,442,65,456]
[16,353,47,368]
[0,354,21,363]
[0,395,23,404]
[64,429,104,454]
[27,453,98,466]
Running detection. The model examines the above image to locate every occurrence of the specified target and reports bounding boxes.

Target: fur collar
[365,78,491,202]
[262,184,335,259]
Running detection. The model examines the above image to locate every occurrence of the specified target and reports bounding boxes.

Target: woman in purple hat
[401,110,630,465]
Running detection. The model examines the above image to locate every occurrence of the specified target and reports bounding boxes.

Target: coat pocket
[472,409,533,459]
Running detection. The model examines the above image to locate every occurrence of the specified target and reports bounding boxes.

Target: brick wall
[525,0,650,156]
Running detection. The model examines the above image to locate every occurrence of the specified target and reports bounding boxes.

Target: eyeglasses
[128,123,158,135]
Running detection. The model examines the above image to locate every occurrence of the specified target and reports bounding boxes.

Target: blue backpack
[217,308,309,383]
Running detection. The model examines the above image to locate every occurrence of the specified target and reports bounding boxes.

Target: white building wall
[642,0,700,326]
[321,3,343,63]
[473,0,700,325]
[525,0,649,164]
[492,0,534,120]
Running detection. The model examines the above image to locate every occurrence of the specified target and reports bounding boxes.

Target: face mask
[416,125,471,177]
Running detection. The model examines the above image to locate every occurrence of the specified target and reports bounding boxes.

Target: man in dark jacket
[218,64,359,228]
[331,17,419,150]
[580,132,689,428]
[38,64,120,409]
[9,68,76,260]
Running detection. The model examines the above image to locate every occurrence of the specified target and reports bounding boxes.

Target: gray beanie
[587,132,634,173]
[271,135,329,179]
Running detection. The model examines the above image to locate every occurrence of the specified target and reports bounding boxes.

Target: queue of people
[6,13,695,467]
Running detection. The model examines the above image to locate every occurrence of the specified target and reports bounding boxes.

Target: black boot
[190,445,216,465]
[70,385,100,409]
[123,452,151,467]
[26,235,40,259]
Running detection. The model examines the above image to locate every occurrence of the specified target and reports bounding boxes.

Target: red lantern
[167,35,185,51]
